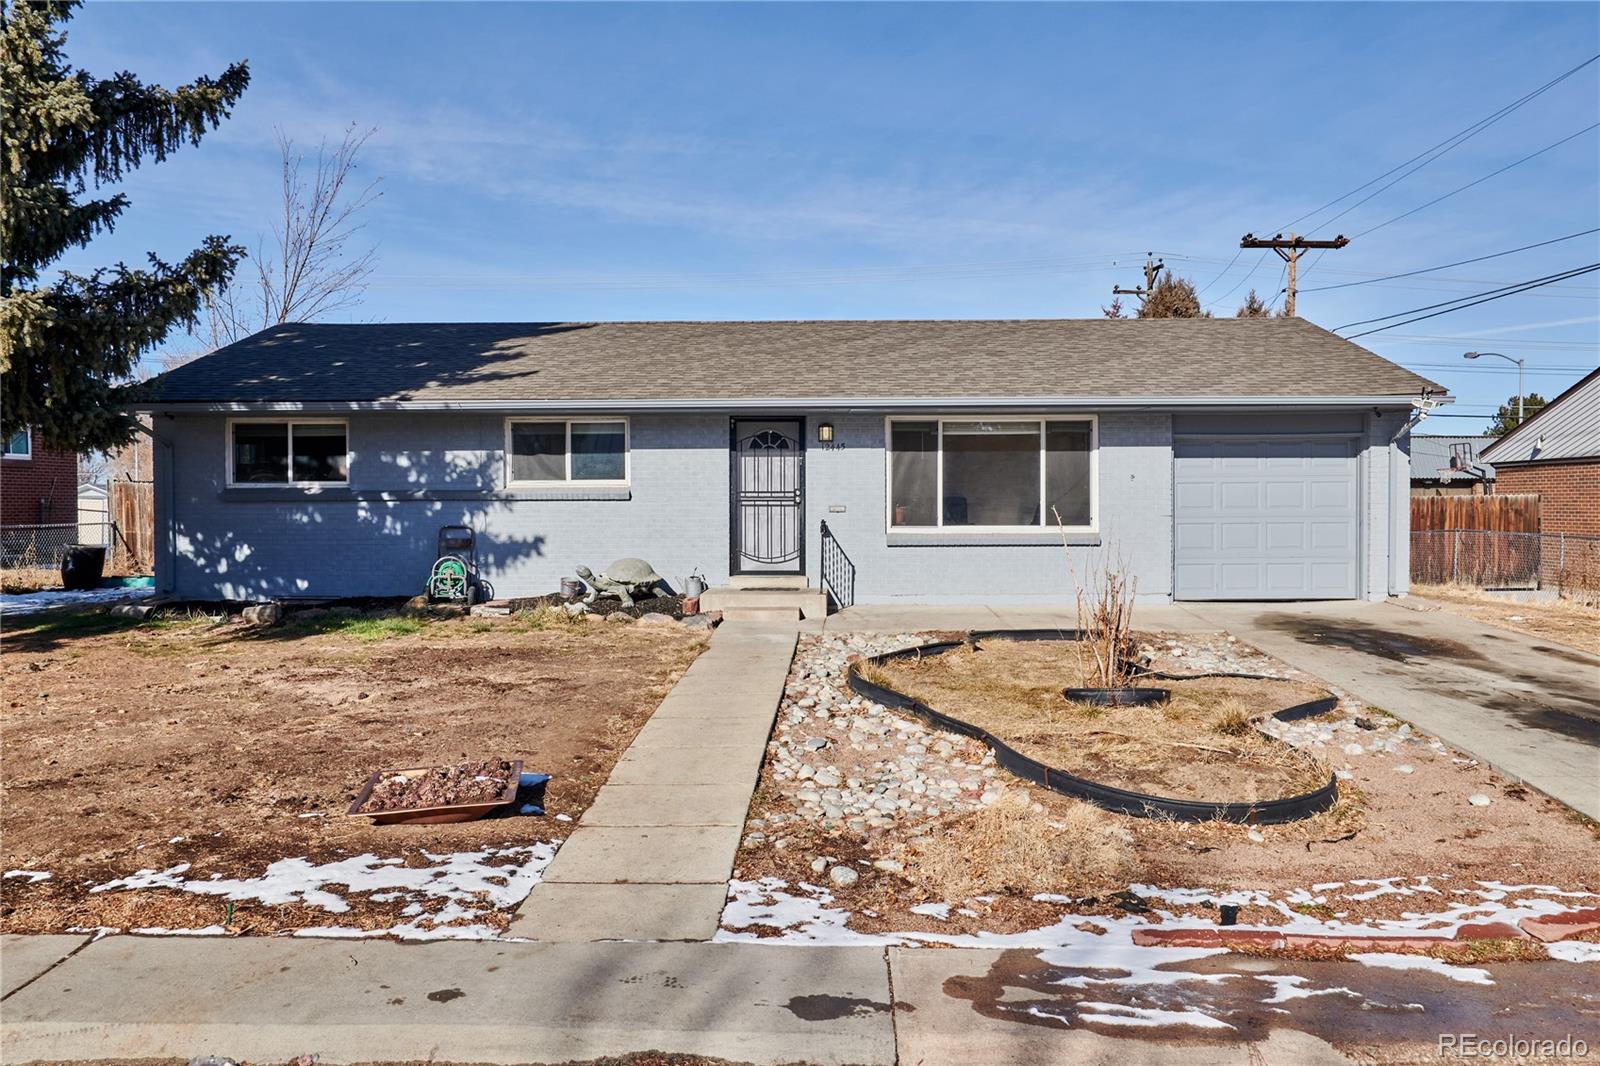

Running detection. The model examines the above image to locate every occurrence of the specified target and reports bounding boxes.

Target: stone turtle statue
[576,558,665,607]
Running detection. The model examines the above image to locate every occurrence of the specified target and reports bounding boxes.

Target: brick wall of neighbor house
[1,439,78,528]
[1493,461,1600,537]
[154,408,1405,603]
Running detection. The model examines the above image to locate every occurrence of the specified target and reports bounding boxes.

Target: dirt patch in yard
[1408,583,1600,657]
[868,639,1331,803]
[0,607,705,936]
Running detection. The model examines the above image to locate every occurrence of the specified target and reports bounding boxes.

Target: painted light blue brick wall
[155,407,1406,603]
[155,412,732,600]
[802,412,1175,604]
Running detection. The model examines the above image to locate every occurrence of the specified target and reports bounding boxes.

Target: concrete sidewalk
[0,936,894,1066]
[1187,599,1600,818]
[9,933,1597,1065]
[509,622,798,941]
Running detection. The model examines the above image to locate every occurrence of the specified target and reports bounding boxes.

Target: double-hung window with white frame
[227,419,349,487]
[886,416,1097,532]
[505,418,629,486]
[2,427,31,459]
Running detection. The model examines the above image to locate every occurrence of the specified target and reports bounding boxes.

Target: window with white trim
[3,427,31,459]
[506,418,629,485]
[229,420,348,485]
[887,417,1096,530]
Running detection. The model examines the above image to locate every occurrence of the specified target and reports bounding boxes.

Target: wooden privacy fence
[109,480,154,574]
[1410,494,1541,587]
[1410,493,1540,534]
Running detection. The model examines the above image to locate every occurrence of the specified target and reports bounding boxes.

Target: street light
[1464,351,1526,425]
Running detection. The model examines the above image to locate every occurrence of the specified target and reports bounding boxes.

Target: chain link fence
[1411,529,1600,604]
[1,521,119,587]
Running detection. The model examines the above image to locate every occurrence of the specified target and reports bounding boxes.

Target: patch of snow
[92,863,191,892]
[1546,941,1600,964]
[132,925,228,937]
[1348,952,1494,985]
[1075,1001,1234,1030]
[909,902,950,920]
[0,587,153,616]
[1254,975,1359,1004]
[3,870,51,883]
[84,844,558,940]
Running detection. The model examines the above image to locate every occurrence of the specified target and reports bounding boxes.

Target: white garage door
[1173,436,1359,600]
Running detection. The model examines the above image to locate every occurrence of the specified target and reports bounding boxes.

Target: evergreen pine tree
[1235,289,1270,317]
[1137,274,1211,318]
[1,0,249,451]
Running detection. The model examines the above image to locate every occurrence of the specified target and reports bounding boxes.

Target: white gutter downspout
[1388,393,1443,597]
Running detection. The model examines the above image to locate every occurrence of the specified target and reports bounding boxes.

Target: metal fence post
[1451,530,1460,584]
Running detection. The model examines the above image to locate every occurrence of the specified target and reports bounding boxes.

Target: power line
[1342,264,1600,339]
[1204,250,1272,309]
[1351,124,1600,239]
[1280,53,1599,236]
[1333,264,1600,331]
[1300,228,1600,292]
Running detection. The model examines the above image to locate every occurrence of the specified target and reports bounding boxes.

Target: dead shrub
[908,789,1133,899]
[1212,704,1254,737]
[1056,511,1136,688]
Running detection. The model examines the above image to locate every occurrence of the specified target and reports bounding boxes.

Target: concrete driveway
[1183,599,1600,819]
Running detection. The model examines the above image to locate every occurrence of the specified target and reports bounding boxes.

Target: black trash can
[61,545,107,591]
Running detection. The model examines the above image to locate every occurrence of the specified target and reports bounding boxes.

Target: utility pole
[1111,253,1165,308]
[1238,232,1349,316]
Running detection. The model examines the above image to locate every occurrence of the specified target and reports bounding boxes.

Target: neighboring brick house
[1480,368,1600,538]
[1,427,79,529]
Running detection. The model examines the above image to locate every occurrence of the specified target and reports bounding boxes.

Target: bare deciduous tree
[206,124,382,347]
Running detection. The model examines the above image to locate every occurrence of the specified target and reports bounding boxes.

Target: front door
[730,418,805,575]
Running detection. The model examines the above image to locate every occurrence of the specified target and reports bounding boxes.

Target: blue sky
[61,1,1600,430]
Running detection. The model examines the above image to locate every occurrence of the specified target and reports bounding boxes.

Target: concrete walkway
[1186,599,1600,819]
[509,621,798,941]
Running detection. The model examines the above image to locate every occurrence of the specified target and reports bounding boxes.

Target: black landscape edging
[845,632,1339,825]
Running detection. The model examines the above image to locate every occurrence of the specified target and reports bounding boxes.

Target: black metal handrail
[819,519,856,611]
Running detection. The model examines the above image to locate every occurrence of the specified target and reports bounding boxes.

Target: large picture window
[229,420,348,486]
[888,417,1096,530]
[506,418,628,485]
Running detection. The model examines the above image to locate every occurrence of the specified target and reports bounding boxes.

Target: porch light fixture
[817,422,834,443]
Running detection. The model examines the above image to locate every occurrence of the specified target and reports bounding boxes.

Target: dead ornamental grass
[909,789,1134,900]
[873,639,1332,804]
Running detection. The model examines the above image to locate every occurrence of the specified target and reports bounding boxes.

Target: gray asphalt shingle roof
[145,317,1443,406]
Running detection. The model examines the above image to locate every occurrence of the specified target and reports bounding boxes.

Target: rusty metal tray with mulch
[344,760,525,825]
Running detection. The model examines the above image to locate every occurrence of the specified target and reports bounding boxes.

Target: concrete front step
[729,574,809,590]
[700,585,827,620]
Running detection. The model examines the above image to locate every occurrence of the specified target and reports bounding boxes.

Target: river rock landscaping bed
[729,630,1600,943]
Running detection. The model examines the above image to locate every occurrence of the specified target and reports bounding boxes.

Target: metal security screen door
[731,419,805,575]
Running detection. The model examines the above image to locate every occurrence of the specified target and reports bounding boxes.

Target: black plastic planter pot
[1063,686,1171,707]
[60,545,106,591]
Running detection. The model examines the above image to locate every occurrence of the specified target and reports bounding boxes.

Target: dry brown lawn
[1409,583,1600,655]
[873,640,1332,803]
[0,606,705,935]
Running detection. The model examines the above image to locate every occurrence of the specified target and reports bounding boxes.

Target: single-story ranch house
[139,318,1444,610]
